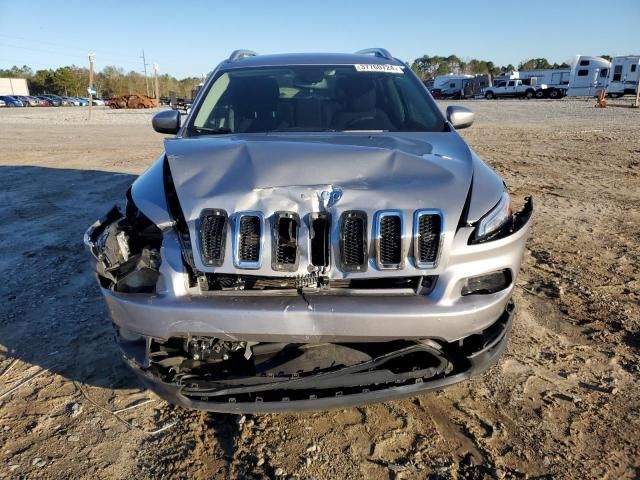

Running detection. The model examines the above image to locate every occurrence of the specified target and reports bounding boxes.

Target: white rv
[430,74,473,98]
[606,56,640,97]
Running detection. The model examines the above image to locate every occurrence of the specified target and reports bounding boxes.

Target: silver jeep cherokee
[85,49,532,412]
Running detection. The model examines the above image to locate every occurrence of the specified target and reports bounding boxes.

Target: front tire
[526,89,535,99]
[485,91,495,99]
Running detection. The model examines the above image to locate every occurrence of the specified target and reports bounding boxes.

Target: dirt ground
[0,99,638,479]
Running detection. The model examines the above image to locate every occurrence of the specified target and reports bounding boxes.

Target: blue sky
[0,0,638,78]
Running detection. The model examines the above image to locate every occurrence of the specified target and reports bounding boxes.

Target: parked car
[91,98,106,106]
[40,94,63,106]
[61,96,80,106]
[0,99,5,107]
[16,95,40,106]
[85,48,533,413]
[74,97,90,106]
[0,95,24,107]
[35,96,51,106]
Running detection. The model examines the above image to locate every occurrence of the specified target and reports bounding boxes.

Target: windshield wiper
[190,126,232,135]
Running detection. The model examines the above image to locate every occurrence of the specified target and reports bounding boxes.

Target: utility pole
[153,63,160,100]
[88,52,95,120]
[140,49,150,96]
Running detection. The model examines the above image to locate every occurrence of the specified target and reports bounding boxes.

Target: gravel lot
[0,100,638,479]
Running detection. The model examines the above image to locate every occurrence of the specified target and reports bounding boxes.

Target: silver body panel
[161,131,501,278]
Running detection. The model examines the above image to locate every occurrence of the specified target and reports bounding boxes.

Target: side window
[579,60,590,66]
[613,65,623,81]
[631,64,637,73]
[577,69,589,77]
[507,81,515,87]
[600,68,609,78]
[449,82,456,88]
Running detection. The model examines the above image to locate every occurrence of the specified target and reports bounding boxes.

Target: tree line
[410,54,576,80]
[0,64,201,99]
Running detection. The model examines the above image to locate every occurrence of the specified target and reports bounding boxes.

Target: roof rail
[228,50,258,63]
[355,48,394,61]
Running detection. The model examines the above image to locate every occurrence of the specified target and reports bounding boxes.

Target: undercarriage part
[199,273,437,294]
[86,194,163,293]
[121,305,512,407]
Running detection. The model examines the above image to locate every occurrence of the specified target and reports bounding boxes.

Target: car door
[506,80,516,97]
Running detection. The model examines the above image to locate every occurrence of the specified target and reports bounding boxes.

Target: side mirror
[446,105,474,129]
[152,109,181,134]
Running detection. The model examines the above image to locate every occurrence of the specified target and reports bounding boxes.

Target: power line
[0,42,141,70]
[0,33,140,59]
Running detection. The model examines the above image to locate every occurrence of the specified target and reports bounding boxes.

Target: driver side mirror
[152,109,181,134]
[446,105,474,129]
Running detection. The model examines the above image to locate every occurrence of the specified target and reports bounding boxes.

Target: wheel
[525,89,535,99]
[484,91,495,99]
[535,89,545,99]
[548,89,560,99]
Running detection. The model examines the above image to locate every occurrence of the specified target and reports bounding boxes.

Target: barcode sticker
[354,64,404,74]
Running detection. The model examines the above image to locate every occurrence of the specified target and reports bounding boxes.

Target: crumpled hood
[164,132,474,275]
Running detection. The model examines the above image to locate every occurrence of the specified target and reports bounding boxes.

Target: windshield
[189,65,445,134]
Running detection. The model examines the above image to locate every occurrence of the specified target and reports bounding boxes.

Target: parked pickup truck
[482,79,544,99]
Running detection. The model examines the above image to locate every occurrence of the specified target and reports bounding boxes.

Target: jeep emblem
[320,189,342,209]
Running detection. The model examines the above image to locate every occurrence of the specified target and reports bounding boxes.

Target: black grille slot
[340,211,367,272]
[238,215,261,264]
[416,213,441,266]
[378,214,402,267]
[199,209,228,266]
[309,213,330,267]
[271,212,299,271]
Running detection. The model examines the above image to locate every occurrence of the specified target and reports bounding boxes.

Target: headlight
[474,189,512,242]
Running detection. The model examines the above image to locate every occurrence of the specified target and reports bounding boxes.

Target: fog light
[461,269,512,296]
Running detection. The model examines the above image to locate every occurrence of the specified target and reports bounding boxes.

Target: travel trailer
[606,56,640,97]
[430,74,473,98]
[430,74,491,99]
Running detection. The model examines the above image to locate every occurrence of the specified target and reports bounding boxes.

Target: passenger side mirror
[152,109,181,134]
[446,106,474,129]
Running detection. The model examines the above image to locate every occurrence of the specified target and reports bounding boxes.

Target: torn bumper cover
[115,301,514,413]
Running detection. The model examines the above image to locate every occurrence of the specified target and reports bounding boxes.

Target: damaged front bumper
[84,187,531,412]
[116,301,514,413]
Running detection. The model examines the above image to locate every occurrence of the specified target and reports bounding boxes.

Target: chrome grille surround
[198,208,228,267]
[271,211,300,272]
[373,210,404,270]
[412,209,443,269]
[339,210,368,273]
[232,211,264,269]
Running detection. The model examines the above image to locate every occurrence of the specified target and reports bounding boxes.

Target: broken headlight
[472,189,512,243]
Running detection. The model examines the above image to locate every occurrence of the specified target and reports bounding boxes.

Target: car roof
[220,52,405,69]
